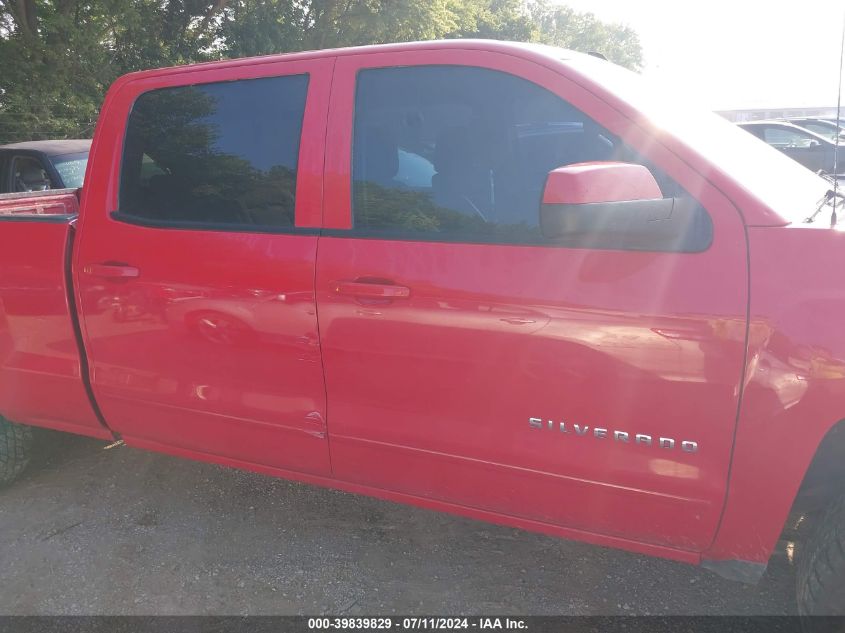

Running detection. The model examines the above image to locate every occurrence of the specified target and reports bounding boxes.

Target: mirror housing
[539,162,712,252]
[542,162,662,206]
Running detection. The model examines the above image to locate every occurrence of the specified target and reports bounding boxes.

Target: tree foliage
[0,0,642,143]
[528,2,642,70]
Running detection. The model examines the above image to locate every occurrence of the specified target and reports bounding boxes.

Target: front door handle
[332,280,410,299]
[82,263,140,279]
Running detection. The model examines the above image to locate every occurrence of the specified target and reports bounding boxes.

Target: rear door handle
[332,280,410,299]
[82,264,140,279]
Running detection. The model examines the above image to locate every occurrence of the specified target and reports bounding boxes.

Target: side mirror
[539,162,711,252]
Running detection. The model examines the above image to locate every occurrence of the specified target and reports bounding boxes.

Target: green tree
[527,1,643,70]
[0,0,223,141]
[0,0,643,143]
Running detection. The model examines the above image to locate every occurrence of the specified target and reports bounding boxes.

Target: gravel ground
[0,430,796,616]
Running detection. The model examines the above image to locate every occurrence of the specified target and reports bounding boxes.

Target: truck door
[74,58,333,475]
[315,50,749,550]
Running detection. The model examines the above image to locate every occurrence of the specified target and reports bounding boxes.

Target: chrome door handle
[83,263,140,279]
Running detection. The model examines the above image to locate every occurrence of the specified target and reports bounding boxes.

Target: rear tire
[0,417,33,486]
[797,493,845,617]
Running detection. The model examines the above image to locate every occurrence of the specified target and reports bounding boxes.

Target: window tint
[119,74,308,229]
[351,65,705,249]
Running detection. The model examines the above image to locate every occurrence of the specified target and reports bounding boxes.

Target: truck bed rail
[0,188,79,220]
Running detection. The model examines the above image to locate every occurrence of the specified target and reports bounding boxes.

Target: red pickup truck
[1,40,843,616]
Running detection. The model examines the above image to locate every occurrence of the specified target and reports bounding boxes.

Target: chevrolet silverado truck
[0,40,843,616]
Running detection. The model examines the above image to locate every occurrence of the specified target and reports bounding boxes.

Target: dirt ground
[0,430,796,615]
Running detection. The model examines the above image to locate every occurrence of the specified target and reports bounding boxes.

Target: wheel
[797,493,845,617]
[0,416,33,486]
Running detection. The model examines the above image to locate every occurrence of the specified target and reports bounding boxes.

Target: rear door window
[118,74,309,230]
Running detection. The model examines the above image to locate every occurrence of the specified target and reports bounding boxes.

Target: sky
[555,0,845,110]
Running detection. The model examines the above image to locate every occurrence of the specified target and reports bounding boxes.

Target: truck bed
[0,189,109,438]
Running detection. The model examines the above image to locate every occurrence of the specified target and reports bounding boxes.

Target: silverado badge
[529,417,698,453]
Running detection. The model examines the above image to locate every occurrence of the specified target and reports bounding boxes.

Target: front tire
[0,417,33,486]
[797,493,845,616]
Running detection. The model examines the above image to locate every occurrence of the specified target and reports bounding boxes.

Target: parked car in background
[786,117,845,143]
[737,120,842,174]
[0,140,91,193]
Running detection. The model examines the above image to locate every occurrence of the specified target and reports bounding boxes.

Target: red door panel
[316,50,748,550]
[0,219,108,438]
[75,58,333,475]
[77,229,327,473]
